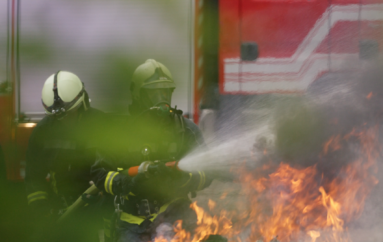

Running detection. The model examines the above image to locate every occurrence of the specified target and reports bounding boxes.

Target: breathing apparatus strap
[130,107,186,161]
[174,111,186,158]
[83,90,90,110]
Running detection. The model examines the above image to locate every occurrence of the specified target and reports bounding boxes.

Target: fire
[154,201,233,242]
[155,127,379,242]
[307,230,320,242]
[323,135,341,155]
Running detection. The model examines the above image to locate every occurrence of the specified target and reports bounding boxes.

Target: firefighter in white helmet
[91,60,213,242]
[41,71,89,119]
[25,71,107,242]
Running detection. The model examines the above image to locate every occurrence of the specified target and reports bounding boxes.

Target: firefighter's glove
[137,161,153,177]
[121,172,146,195]
[150,162,175,178]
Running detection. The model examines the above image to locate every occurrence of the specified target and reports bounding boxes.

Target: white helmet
[41,71,88,118]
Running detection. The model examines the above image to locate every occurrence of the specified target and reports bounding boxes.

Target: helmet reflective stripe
[41,71,85,116]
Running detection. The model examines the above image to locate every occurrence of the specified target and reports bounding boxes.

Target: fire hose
[57,160,179,223]
[57,184,100,223]
[127,160,179,177]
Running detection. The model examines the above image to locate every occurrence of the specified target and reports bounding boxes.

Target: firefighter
[91,59,212,242]
[25,71,107,242]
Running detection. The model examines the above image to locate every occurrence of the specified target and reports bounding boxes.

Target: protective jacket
[91,111,211,226]
[25,107,107,215]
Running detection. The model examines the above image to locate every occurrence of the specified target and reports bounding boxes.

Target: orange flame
[323,135,341,155]
[155,127,379,242]
[307,230,320,242]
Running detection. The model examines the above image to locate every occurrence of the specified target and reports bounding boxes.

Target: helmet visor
[142,81,176,89]
[141,88,173,108]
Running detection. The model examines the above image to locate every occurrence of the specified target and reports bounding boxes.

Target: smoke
[177,62,383,242]
[154,223,175,242]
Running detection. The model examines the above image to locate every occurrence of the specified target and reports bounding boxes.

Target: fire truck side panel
[219,0,383,95]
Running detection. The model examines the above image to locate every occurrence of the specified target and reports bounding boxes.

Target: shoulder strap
[172,112,186,159]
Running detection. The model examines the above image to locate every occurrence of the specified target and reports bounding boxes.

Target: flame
[323,135,341,155]
[155,127,379,242]
[220,192,228,200]
[157,201,233,242]
[366,92,373,99]
[307,230,320,242]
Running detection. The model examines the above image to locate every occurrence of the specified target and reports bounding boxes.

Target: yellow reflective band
[180,173,193,188]
[117,167,123,171]
[27,191,47,200]
[28,196,47,204]
[119,213,146,225]
[120,198,183,225]
[27,191,48,205]
[104,171,118,195]
[109,172,118,195]
[104,172,113,194]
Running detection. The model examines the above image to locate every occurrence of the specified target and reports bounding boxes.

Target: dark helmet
[131,59,176,109]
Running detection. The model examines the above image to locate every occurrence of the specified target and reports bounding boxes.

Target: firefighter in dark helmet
[91,59,212,242]
[25,71,107,242]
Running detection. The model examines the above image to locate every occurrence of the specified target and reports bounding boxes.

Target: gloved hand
[120,171,147,195]
[149,162,176,177]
